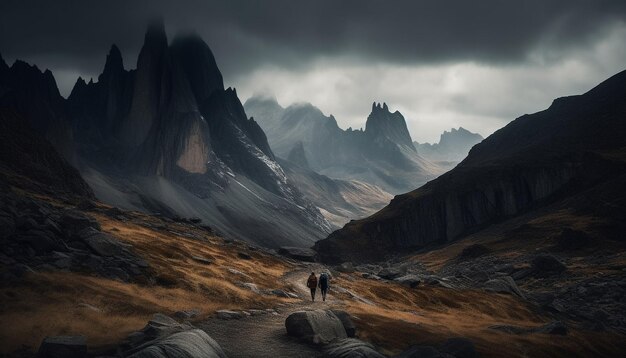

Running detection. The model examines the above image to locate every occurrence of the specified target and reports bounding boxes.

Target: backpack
[319,273,329,287]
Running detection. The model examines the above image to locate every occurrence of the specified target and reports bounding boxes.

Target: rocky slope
[414,127,483,163]
[245,97,442,194]
[279,158,393,228]
[315,69,626,263]
[63,22,331,247]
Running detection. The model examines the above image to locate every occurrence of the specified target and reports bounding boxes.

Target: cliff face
[315,69,626,263]
[0,56,76,162]
[63,22,332,247]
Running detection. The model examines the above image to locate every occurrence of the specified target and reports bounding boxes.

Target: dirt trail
[200,263,344,358]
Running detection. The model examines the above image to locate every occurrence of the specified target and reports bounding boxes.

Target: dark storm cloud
[1,0,624,78]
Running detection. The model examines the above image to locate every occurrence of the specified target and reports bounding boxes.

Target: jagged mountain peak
[365,101,414,149]
[143,18,168,51]
[101,44,124,75]
[170,33,224,103]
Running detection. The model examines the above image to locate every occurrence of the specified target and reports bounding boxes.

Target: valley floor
[1,193,625,357]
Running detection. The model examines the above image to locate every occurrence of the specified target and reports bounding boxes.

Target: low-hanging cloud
[1,0,625,142]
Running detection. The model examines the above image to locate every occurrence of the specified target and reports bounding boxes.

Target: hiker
[306,272,318,301]
[318,271,331,302]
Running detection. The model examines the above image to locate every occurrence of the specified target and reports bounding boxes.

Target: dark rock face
[440,338,477,358]
[0,188,148,284]
[0,109,93,198]
[245,97,441,194]
[0,58,75,160]
[316,69,626,264]
[63,22,331,247]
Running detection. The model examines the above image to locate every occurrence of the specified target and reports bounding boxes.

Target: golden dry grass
[0,208,295,354]
[329,273,625,357]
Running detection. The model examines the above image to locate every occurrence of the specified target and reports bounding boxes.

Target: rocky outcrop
[0,57,75,160]
[121,20,169,147]
[123,314,227,358]
[0,109,92,197]
[316,69,626,263]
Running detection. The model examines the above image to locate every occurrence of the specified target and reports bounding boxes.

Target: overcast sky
[1,0,625,142]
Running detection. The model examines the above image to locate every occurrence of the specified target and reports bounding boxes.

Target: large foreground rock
[278,246,317,262]
[285,310,348,344]
[324,338,385,358]
[38,336,87,358]
[128,329,227,358]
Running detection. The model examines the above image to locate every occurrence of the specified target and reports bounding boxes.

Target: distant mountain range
[316,69,626,263]
[414,127,483,163]
[0,21,332,248]
[245,97,442,194]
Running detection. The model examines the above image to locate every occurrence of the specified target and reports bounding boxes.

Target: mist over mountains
[245,97,443,194]
[1,21,333,248]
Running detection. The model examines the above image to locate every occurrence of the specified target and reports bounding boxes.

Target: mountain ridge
[315,69,626,263]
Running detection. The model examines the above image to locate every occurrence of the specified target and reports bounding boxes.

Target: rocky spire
[101,44,124,79]
[121,18,169,146]
[365,101,415,150]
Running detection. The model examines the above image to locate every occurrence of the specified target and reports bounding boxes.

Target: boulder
[125,313,192,347]
[38,335,87,358]
[285,310,348,344]
[331,310,357,337]
[483,276,525,299]
[378,267,403,280]
[440,337,477,358]
[278,246,317,262]
[128,329,226,358]
[174,309,201,320]
[394,274,421,288]
[531,255,566,277]
[84,232,125,257]
[324,338,385,358]
[215,310,246,320]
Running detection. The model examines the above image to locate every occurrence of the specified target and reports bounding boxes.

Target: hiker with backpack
[318,271,331,302]
[306,272,318,301]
